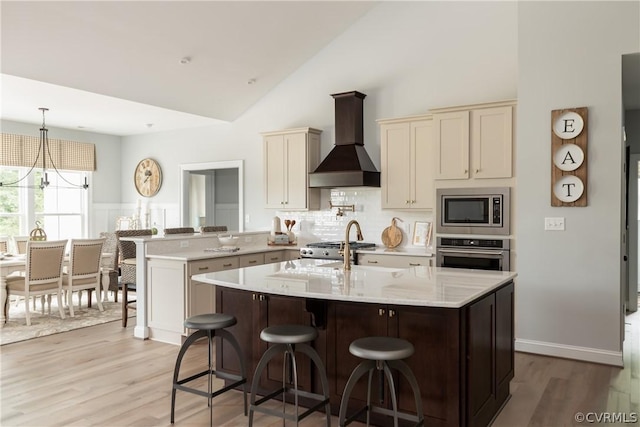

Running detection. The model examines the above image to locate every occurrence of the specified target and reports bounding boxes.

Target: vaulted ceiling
[1,1,375,135]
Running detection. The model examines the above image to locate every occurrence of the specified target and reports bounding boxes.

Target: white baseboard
[515,338,623,367]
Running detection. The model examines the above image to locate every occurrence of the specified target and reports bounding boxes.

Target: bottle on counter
[271,216,282,237]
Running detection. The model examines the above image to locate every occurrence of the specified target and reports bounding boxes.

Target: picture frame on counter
[412,221,432,247]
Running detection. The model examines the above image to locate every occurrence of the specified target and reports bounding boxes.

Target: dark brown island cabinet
[216,280,514,427]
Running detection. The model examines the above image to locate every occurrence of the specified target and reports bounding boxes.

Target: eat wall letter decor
[551,107,588,207]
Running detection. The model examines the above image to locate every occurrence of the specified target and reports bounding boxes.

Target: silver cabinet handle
[378,308,386,316]
[408,263,421,266]
[198,266,209,271]
[249,260,257,264]
[389,309,396,318]
[367,260,379,264]
[223,263,233,267]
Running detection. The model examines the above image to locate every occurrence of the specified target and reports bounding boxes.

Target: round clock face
[134,158,162,197]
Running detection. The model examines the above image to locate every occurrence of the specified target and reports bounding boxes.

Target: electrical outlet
[180,240,189,248]
[244,236,252,243]
[245,214,250,223]
[544,217,565,231]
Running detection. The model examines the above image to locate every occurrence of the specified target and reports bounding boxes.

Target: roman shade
[1,133,96,171]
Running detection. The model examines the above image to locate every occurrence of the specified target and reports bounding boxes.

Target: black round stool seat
[184,313,236,330]
[259,324,318,344]
[349,336,414,361]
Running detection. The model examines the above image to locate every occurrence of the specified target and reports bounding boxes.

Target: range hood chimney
[309,91,381,188]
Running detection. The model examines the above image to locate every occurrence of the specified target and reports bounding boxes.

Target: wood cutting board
[381,217,403,248]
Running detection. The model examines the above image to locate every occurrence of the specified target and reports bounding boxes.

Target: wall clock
[134,158,162,197]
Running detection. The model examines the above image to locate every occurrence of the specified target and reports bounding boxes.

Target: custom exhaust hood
[308,91,381,188]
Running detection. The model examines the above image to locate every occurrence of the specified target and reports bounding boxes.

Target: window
[0,166,89,239]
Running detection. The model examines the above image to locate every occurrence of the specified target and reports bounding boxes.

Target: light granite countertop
[147,245,298,262]
[192,258,516,308]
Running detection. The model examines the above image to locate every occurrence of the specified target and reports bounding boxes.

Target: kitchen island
[192,259,516,427]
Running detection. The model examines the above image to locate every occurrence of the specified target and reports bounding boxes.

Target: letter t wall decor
[551,107,588,207]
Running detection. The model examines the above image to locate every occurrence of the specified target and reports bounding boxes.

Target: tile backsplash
[277,188,433,249]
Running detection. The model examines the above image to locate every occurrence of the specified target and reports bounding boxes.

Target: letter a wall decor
[551,107,588,207]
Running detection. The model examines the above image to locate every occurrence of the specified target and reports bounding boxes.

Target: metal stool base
[171,328,248,426]
[249,342,331,427]
[338,359,424,427]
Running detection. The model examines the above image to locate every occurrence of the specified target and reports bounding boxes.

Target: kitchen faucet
[341,220,363,270]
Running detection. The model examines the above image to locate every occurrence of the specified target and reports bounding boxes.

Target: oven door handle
[438,249,508,256]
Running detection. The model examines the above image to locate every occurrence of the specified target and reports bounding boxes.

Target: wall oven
[436,237,510,271]
[436,187,510,235]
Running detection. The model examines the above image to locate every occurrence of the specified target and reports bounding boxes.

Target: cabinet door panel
[472,106,512,179]
[391,306,460,426]
[412,119,435,209]
[381,123,411,208]
[259,295,313,391]
[328,302,388,404]
[264,134,286,208]
[215,288,257,383]
[285,132,307,209]
[467,293,496,427]
[495,283,514,403]
[434,111,469,180]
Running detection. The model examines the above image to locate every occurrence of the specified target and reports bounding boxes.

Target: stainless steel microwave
[436,187,510,235]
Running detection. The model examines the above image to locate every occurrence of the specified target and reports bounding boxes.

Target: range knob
[322,250,330,257]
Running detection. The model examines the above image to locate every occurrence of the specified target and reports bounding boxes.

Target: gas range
[299,241,376,260]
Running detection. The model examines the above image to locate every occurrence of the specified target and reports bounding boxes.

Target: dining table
[0,253,113,324]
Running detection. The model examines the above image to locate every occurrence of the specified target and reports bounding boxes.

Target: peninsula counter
[192,259,516,427]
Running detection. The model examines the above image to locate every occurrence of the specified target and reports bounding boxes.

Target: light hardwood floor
[1,310,637,426]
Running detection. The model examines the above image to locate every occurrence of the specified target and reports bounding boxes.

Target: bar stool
[249,324,331,426]
[338,336,424,427]
[170,313,247,426]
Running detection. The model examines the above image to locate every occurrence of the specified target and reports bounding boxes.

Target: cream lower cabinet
[357,253,433,268]
[379,115,434,209]
[432,101,515,180]
[147,250,287,344]
[262,127,322,210]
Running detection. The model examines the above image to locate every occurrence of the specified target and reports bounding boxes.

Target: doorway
[180,160,244,232]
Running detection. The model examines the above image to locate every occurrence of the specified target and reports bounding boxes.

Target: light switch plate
[544,217,565,231]
[180,240,189,248]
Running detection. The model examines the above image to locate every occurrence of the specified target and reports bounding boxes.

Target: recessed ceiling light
[179,57,191,65]
[247,78,256,85]
[146,123,154,128]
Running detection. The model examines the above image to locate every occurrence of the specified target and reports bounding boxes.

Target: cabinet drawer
[357,253,432,268]
[239,253,265,268]
[188,257,239,276]
[264,251,284,264]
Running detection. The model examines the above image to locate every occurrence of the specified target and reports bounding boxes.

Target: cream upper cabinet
[471,106,513,179]
[379,115,434,209]
[432,101,515,180]
[434,111,470,179]
[263,127,321,210]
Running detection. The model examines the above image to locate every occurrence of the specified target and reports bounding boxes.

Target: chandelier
[0,108,88,190]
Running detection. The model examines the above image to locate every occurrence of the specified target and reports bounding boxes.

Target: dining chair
[63,238,105,317]
[164,227,195,235]
[200,225,228,233]
[13,236,29,254]
[97,231,119,303]
[4,239,68,326]
[115,229,152,327]
[0,236,9,253]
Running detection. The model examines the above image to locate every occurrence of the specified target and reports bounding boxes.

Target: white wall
[120,1,517,232]
[516,1,640,365]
